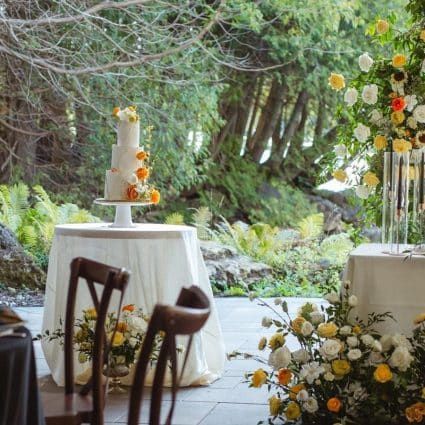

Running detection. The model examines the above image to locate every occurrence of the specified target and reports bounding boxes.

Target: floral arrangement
[234,283,425,424]
[41,304,162,373]
[327,16,425,211]
[111,106,160,204]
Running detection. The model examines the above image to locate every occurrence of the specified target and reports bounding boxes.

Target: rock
[200,240,273,286]
[308,195,344,233]
[0,223,46,289]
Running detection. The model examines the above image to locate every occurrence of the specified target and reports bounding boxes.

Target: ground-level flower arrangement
[230,282,425,424]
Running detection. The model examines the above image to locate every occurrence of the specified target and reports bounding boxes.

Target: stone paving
[17,296,325,425]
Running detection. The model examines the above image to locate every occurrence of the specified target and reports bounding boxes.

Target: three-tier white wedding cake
[104,106,160,204]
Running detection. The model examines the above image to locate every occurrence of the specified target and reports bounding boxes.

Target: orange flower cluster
[127,185,139,201]
[405,402,425,423]
[122,304,135,312]
[136,167,149,180]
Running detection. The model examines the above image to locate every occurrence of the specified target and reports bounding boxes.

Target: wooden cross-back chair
[127,286,211,425]
[43,257,130,425]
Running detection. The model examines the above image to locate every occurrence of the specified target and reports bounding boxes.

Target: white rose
[301,321,314,337]
[324,371,335,381]
[359,53,374,72]
[355,185,371,199]
[292,349,310,364]
[324,292,339,304]
[370,109,383,125]
[413,105,425,123]
[268,346,291,369]
[310,311,325,325]
[405,94,418,112]
[344,87,358,106]
[392,334,412,351]
[353,123,371,142]
[389,346,414,371]
[304,397,319,413]
[319,339,342,360]
[339,325,352,336]
[362,84,378,105]
[262,317,273,328]
[300,362,325,384]
[129,337,138,348]
[361,334,374,346]
[347,348,362,361]
[346,336,358,347]
[372,340,382,352]
[407,116,418,129]
[348,295,358,307]
[130,316,147,333]
[334,144,348,158]
[380,334,393,352]
[296,389,309,402]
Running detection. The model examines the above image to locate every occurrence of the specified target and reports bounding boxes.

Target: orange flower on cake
[127,184,139,201]
[136,167,149,180]
[122,304,135,312]
[405,402,425,423]
[136,150,148,161]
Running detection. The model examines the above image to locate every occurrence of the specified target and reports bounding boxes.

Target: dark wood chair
[43,257,130,425]
[127,286,211,425]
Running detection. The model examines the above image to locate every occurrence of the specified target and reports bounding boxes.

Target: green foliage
[191,206,213,241]
[319,233,355,266]
[164,212,185,225]
[297,213,324,239]
[0,184,99,267]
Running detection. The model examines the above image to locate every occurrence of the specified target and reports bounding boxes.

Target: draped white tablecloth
[41,223,225,386]
[344,243,425,335]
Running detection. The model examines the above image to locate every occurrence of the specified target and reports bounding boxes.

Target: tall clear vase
[382,151,409,254]
[411,148,425,251]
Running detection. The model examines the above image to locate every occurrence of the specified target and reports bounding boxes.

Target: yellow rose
[332,359,351,376]
[291,317,306,334]
[414,313,425,325]
[374,363,393,383]
[332,169,347,183]
[328,73,345,91]
[84,307,97,320]
[393,138,412,154]
[111,331,125,347]
[317,322,338,338]
[252,369,268,388]
[363,171,380,187]
[374,135,387,150]
[289,383,305,400]
[391,111,405,125]
[269,395,282,416]
[285,402,301,420]
[392,53,407,68]
[420,30,425,42]
[352,325,361,334]
[376,19,389,34]
[258,336,267,350]
[269,333,285,350]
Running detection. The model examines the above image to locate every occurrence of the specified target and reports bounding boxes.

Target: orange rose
[116,322,128,332]
[136,167,150,180]
[127,185,139,201]
[392,97,406,112]
[112,107,120,116]
[150,189,160,205]
[406,402,425,423]
[136,150,149,161]
[327,397,341,413]
[277,368,292,385]
[122,304,135,312]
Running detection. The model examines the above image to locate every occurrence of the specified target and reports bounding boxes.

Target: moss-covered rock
[0,224,46,289]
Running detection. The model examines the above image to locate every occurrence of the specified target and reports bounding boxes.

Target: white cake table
[41,223,225,386]
[344,243,425,335]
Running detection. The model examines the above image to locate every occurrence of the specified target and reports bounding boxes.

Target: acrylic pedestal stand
[94,199,151,228]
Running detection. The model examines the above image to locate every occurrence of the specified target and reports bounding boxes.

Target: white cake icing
[111,146,142,175]
[117,121,139,147]
[104,170,129,200]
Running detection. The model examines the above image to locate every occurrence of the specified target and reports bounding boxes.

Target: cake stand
[94,199,152,228]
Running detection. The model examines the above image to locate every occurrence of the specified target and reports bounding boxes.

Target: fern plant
[297,213,324,240]
[164,212,185,225]
[191,206,212,240]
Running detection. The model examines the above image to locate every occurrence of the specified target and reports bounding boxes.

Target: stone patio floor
[17,296,325,425]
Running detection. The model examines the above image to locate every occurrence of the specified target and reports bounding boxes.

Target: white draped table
[41,223,225,386]
[344,243,425,335]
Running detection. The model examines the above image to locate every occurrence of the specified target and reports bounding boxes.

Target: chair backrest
[64,257,130,424]
[127,286,211,425]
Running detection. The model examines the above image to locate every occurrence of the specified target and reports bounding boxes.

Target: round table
[0,327,45,425]
[41,223,225,386]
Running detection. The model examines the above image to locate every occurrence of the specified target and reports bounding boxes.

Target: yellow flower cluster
[317,322,338,338]
[363,171,380,187]
[328,73,345,91]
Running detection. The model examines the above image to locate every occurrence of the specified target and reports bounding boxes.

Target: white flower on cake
[344,87,358,106]
[114,106,139,123]
[361,84,378,105]
[354,123,371,142]
[413,105,425,123]
[358,53,373,72]
[347,349,362,361]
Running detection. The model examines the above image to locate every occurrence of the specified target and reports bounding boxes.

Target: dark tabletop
[0,327,45,425]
